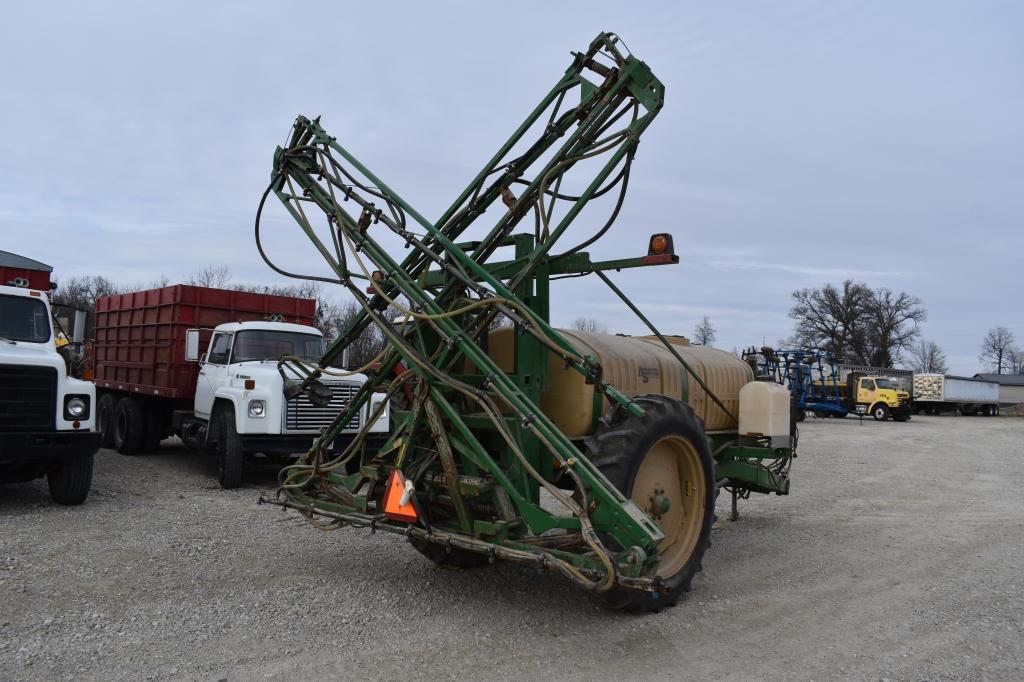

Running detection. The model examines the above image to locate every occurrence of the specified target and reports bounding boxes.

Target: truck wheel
[584,395,716,613]
[872,403,890,421]
[113,397,146,455]
[47,453,94,505]
[214,405,245,489]
[97,393,116,449]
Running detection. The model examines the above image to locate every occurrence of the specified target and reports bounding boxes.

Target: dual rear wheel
[97,394,167,456]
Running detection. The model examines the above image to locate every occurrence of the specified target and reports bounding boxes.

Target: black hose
[550,146,634,260]
[254,181,343,286]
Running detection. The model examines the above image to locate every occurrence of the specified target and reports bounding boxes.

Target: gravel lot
[2,415,1022,681]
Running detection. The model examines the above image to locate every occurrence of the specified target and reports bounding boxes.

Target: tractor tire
[214,405,245,489]
[47,453,94,505]
[113,397,145,455]
[96,393,116,449]
[410,536,490,569]
[584,395,716,613]
[872,403,890,421]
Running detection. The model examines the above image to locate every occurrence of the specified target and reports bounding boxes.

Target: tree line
[50,268,1020,375]
[787,279,1020,374]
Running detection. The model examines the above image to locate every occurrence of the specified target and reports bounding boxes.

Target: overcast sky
[1,2,1020,375]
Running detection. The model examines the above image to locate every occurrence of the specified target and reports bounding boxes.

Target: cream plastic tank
[738,380,791,439]
[477,328,753,438]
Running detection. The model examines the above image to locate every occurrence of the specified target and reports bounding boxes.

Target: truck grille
[285,382,361,432]
[0,364,56,432]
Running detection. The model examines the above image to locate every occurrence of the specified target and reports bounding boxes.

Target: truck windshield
[231,330,324,363]
[875,378,896,389]
[0,294,51,343]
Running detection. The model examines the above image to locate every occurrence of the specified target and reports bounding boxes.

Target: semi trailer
[0,283,99,504]
[912,373,1001,416]
[92,284,389,488]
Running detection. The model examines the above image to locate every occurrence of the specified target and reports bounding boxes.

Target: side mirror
[71,309,87,344]
[185,329,201,362]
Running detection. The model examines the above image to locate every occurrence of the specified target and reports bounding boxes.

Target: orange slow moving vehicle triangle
[383,469,418,523]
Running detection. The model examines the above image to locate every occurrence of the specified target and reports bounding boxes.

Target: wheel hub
[649,490,671,519]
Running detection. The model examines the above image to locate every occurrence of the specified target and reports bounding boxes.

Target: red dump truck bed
[94,285,316,399]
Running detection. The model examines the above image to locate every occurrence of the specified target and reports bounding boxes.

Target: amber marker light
[648,233,672,256]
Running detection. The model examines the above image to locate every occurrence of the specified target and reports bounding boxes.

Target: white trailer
[912,374,1001,416]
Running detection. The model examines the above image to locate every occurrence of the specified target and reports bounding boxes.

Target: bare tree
[789,280,872,362]
[1006,347,1024,374]
[187,264,232,288]
[693,315,716,346]
[571,317,607,334]
[51,275,124,338]
[316,298,386,367]
[864,288,926,367]
[789,280,924,366]
[979,326,1017,374]
[907,339,948,374]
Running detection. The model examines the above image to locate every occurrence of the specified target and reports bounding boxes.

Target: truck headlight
[64,395,90,420]
[248,399,266,418]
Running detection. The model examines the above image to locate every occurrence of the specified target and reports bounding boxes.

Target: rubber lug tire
[113,397,145,455]
[583,394,716,613]
[215,405,245,489]
[872,403,890,421]
[96,393,116,449]
[47,453,94,505]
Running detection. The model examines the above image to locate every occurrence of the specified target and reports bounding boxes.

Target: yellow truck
[810,372,911,421]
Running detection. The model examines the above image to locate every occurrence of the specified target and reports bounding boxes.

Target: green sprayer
[257,33,796,612]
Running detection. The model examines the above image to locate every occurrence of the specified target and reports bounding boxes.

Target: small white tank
[738,380,791,439]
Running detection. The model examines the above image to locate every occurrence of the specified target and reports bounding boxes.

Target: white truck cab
[176,320,389,488]
[0,284,99,504]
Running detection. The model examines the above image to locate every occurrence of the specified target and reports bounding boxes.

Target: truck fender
[869,401,889,416]
[211,390,246,432]
[213,388,274,433]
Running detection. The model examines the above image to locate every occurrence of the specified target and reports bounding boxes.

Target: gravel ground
[2,414,1022,681]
